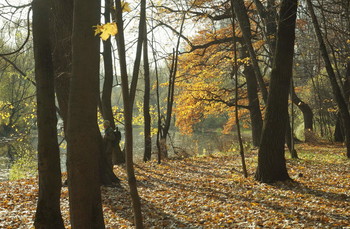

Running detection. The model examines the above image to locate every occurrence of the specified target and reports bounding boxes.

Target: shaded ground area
[0,143,349,228]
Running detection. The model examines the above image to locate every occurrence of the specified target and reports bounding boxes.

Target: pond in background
[0,129,249,181]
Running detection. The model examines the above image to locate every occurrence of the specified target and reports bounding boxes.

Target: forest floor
[0,143,350,228]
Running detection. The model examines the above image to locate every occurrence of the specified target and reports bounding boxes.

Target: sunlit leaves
[175,26,250,134]
[94,22,118,41]
[0,72,36,140]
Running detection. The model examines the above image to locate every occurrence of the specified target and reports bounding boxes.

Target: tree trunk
[101,0,125,165]
[255,0,298,183]
[51,0,73,133]
[99,130,121,186]
[240,46,263,146]
[114,0,144,227]
[307,0,350,158]
[254,0,277,59]
[285,115,298,158]
[67,0,105,227]
[334,112,345,142]
[231,2,248,177]
[143,21,152,162]
[158,14,185,159]
[32,0,64,228]
[232,0,268,102]
[101,0,116,128]
[334,62,350,142]
[291,88,314,142]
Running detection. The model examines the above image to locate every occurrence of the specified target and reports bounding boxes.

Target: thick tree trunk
[255,0,298,183]
[67,0,105,227]
[51,0,73,133]
[32,0,64,228]
[240,46,263,146]
[307,0,350,158]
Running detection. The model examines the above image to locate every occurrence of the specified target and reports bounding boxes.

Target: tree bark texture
[255,0,298,183]
[307,0,350,158]
[67,0,105,227]
[51,0,73,133]
[32,0,64,228]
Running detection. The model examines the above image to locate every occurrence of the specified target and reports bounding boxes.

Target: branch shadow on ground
[101,185,196,228]
[132,161,348,228]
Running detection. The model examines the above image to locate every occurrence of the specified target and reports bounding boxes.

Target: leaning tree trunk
[66,0,105,227]
[32,0,64,228]
[307,0,350,158]
[255,0,298,183]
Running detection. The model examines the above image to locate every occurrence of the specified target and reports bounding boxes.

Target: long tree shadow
[101,185,196,228]
[271,180,350,203]
[134,163,348,227]
[104,155,349,228]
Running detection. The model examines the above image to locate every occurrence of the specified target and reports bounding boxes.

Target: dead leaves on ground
[0,143,349,228]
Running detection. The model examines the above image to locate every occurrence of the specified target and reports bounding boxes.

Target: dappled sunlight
[2,143,349,228]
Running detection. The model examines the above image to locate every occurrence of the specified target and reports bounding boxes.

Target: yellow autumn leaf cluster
[94,22,118,41]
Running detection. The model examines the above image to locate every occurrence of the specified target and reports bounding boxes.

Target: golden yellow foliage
[94,22,118,41]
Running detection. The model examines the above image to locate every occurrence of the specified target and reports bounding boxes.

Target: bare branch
[0,7,32,57]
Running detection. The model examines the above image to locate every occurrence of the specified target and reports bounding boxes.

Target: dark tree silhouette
[255,0,298,183]
[66,0,105,227]
[32,0,64,227]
